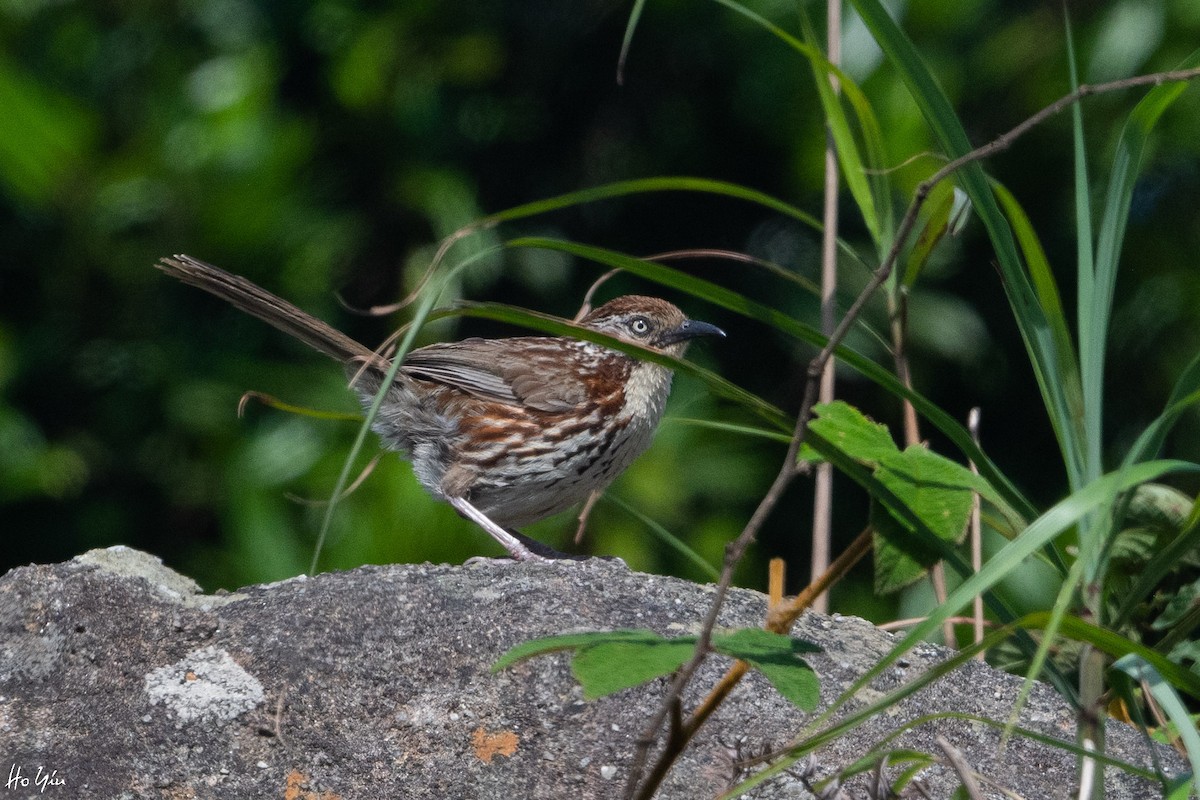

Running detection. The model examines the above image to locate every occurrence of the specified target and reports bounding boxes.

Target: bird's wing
[401,338,588,412]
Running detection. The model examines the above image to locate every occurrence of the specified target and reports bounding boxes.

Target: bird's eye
[629,316,651,335]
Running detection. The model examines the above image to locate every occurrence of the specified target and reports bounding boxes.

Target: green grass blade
[1005,555,1087,740]
[603,494,721,580]
[991,179,1079,384]
[901,179,955,288]
[1031,617,1200,700]
[1111,654,1200,793]
[616,0,648,84]
[666,417,795,445]
[714,0,894,253]
[1085,48,1200,469]
[1066,12,1099,489]
[797,5,881,248]
[1123,351,1200,467]
[805,460,1200,728]
[448,297,792,431]
[503,235,1038,521]
[848,0,1087,489]
[722,630,1161,797]
[476,176,870,272]
[309,243,502,573]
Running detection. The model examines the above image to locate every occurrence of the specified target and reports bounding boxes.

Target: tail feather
[156,254,376,364]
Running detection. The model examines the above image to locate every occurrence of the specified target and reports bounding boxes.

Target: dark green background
[3,0,1198,618]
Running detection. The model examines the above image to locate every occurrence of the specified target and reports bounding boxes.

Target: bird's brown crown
[578,295,719,355]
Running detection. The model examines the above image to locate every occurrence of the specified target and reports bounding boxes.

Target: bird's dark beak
[659,318,726,346]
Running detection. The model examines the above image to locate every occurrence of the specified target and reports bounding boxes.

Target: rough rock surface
[0,546,1182,799]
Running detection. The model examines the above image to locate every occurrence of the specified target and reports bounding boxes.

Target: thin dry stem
[935,736,985,800]
[768,558,786,609]
[969,407,985,658]
[876,614,996,633]
[811,0,843,617]
[573,490,602,546]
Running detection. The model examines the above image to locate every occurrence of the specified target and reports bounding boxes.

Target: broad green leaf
[1166,639,1200,673]
[1113,496,1200,627]
[750,658,822,712]
[870,445,988,593]
[1126,483,1194,535]
[1153,575,1200,631]
[871,499,937,593]
[495,627,824,707]
[808,400,900,467]
[572,637,697,699]
[712,628,822,710]
[878,446,980,542]
[811,401,1019,591]
[712,627,822,660]
[492,629,669,672]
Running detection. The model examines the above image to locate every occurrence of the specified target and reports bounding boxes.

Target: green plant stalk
[1065,19,1107,778]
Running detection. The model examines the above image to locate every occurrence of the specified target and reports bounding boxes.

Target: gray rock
[0,546,1182,799]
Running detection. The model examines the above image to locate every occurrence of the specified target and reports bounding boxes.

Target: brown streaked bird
[156,255,725,561]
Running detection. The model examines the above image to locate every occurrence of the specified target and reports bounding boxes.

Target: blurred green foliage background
[2,0,1199,618]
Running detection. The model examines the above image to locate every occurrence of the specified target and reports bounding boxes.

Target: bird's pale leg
[447,496,550,562]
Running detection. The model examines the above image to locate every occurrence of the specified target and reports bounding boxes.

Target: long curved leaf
[475,176,870,272]
[1084,48,1200,439]
[714,0,895,253]
[504,236,1036,521]
[805,459,1200,733]
[848,0,1087,490]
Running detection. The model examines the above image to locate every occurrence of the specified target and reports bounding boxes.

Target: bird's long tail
[156,254,377,365]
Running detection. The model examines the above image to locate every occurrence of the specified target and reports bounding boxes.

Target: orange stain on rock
[471,727,519,764]
[283,769,342,800]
